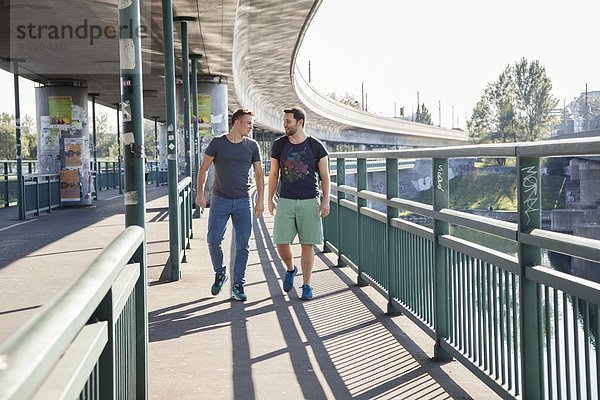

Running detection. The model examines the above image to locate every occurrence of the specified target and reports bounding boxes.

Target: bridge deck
[0,188,498,399]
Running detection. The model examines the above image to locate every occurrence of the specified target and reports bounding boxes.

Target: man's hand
[254,202,264,218]
[195,192,206,209]
[319,199,330,218]
[268,199,277,216]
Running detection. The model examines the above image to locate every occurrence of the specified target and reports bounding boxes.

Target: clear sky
[297,0,600,129]
[2,0,599,131]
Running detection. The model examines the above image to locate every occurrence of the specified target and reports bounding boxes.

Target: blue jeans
[207,195,252,286]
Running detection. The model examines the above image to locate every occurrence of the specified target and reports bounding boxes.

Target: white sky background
[1,0,599,131]
[297,0,600,129]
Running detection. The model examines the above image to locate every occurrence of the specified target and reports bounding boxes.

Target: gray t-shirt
[205,135,261,199]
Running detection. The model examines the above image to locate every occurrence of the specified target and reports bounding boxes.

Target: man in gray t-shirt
[196,109,264,301]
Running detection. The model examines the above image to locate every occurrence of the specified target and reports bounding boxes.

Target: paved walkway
[0,188,499,399]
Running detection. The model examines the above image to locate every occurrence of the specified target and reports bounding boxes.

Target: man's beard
[285,127,297,136]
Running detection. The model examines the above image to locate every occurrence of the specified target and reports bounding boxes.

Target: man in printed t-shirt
[268,107,330,300]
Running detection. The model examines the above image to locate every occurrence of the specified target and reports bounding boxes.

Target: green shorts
[273,197,323,245]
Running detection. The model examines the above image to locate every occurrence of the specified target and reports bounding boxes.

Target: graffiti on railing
[521,165,539,225]
[436,164,445,192]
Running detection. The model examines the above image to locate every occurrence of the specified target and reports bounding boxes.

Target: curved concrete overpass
[232,0,467,147]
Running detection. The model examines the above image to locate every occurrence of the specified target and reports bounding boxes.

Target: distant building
[556,90,600,135]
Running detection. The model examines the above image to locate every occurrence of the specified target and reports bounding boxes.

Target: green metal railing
[0,226,147,399]
[324,137,600,399]
[1,160,37,208]
[22,173,61,218]
[92,161,167,193]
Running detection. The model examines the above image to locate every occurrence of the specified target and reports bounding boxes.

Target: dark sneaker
[232,284,247,301]
[301,284,313,300]
[283,265,298,292]
[211,272,228,296]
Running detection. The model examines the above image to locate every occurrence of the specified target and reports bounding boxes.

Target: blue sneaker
[283,265,298,292]
[231,284,247,301]
[211,272,228,296]
[301,284,313,300]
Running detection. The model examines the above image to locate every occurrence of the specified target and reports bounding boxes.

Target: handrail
[324,136,600,399]
[0,226,144,400]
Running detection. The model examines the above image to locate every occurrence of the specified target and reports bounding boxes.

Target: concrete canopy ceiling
[1,0,239,123]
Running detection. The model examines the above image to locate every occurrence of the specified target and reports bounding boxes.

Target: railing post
[386,158,400,315]
[433,157,452,360]
[118,0,148,397]
[336,158,346,267]
[162,0,181,281]
[356,157,368,286]
[517,155,543,397]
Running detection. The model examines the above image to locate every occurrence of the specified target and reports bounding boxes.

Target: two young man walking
[195,107,329,301]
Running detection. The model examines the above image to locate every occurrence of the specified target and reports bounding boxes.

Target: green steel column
[190,54,201,218]
[356,157,368,286]
[114,103,123,195]
[162,0,181,281]
[175,17,194,178]
[90,93,98,179]
[386,158,400,315]
[153,117,159,187]
[336,158,346,267]
[432,157,451,361]
[13,61,24,220]
[118,1,148,397]
[517,156,542,397]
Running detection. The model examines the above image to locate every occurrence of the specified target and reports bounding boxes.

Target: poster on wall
[49,96,72,126]
[64,138,83,167]
[40,116,60,153]
[60,169,80,202]
[197,94,211,127]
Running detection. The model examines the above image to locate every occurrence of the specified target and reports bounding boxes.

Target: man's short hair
[231,108,255,123]
[283,107,306,125]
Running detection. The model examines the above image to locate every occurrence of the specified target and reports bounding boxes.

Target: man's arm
[268,157,280,215]
[253,161,265,218]
[318,156,330,218]
[195,154,214,208]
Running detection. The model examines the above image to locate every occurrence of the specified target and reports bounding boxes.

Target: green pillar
[90,93,98,180]
[162,0,181,281]
[432,158,451,361]
[118,1,148,397]
[13,61,24,220]
[518,156,542,397]
[90,93,99,200]
[153,117,159,187]
[114,103,123,195]
[175,17,195,178]
[190,54,202,218]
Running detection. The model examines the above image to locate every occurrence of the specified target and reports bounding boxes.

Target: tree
[94,111,117,159]
[468,58,558,144]
[328,92,360,110]
[21,115,37,160]
[415,103,433,125]
[0,113,16,160]
[144,119,157,159]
